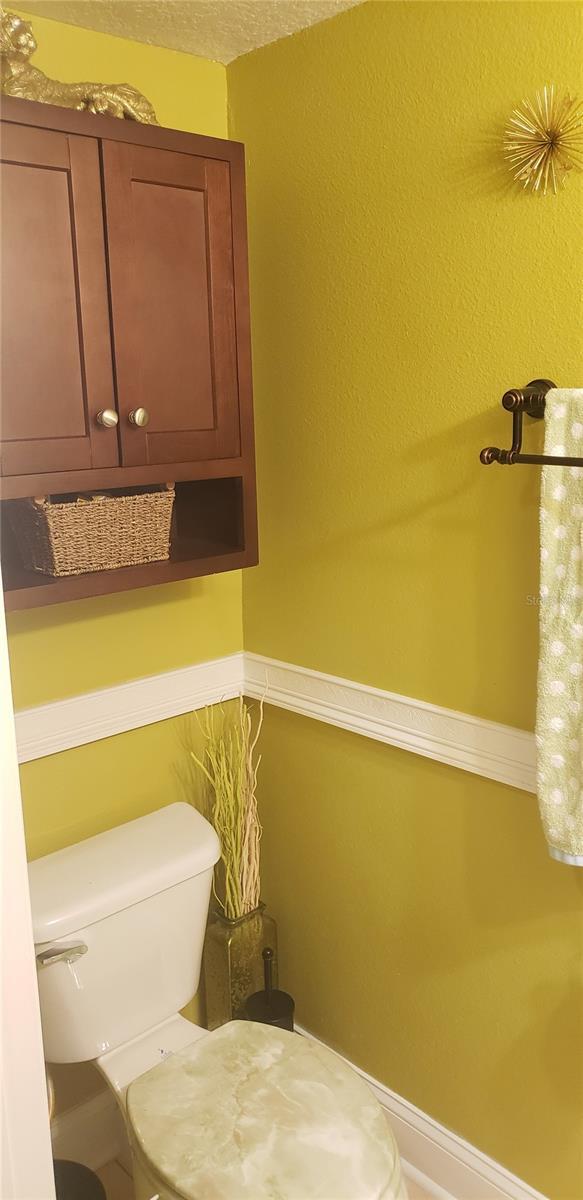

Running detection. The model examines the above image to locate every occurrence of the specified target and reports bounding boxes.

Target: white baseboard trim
[295,1024,548,1200]
[50,1034,548,1200]
[50,1089,124,1172]
[14,651,536,793]
[401,1159,455,1200]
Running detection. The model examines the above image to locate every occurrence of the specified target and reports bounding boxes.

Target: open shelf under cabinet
[1,477,256,610]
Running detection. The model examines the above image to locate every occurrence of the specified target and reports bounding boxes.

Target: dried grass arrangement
[188,698,264,920]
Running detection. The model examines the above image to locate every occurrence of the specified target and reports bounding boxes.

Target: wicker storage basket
[9,485,175,577]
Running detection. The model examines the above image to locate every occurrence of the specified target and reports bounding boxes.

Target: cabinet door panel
[0,124,118,477]
[101,142,240,467]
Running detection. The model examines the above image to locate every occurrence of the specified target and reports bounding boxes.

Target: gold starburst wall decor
[504,86,583,195]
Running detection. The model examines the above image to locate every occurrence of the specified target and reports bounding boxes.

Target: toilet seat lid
[127,1020,402,1200]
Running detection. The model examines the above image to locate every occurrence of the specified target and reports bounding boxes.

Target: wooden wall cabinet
[0,97,257,609]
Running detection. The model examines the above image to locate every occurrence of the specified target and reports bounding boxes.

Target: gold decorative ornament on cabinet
[0,7,157,121]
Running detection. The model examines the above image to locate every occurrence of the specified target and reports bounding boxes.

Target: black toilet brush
[244,947,295,1031]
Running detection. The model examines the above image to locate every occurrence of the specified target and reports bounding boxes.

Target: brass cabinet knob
[96,408,119,428]
[128,407,150,428]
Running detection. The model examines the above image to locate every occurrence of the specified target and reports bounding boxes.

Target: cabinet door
[0,124,118,477]
[101,141,240,467]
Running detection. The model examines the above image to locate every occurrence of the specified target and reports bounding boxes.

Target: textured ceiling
[17,1,363,64]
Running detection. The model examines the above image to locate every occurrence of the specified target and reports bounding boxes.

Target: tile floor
[96,1159,435,1200]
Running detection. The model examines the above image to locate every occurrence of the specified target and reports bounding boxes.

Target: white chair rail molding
[14,651,536,792]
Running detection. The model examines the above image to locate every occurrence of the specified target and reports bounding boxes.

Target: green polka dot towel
[536,389,583,865]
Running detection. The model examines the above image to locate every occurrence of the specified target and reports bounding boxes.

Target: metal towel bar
[480,379,583,468]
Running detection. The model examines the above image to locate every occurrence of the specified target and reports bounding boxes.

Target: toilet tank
[28,804,220,1063]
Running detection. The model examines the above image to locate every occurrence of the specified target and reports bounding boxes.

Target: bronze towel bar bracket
[480,379,583,468]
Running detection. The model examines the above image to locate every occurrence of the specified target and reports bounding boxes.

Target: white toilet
[29,803,406,1200]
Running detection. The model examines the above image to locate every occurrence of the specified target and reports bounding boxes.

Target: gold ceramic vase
[203,903,278,1030]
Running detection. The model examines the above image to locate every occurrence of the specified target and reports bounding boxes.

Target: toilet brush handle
[263,947,274,999]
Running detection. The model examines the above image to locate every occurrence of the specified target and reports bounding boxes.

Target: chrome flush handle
[36,942,88,968]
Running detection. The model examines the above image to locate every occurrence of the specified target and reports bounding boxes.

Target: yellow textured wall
[258,706,583,1198]
[230,0,582,730]
[6,8,237,713]
[6,5,583,1188]
[20,713,209,1111]
[6,11,237,819]
[7,573,241,709]
[228,3,583,1196]
[12,7,227,136]
[21,717,186,861]
[4,10,231,1112]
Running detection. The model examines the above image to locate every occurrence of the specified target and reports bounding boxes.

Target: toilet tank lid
[28,804,220,943]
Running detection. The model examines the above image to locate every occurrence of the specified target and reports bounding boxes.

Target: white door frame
[0,572,55,1199]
